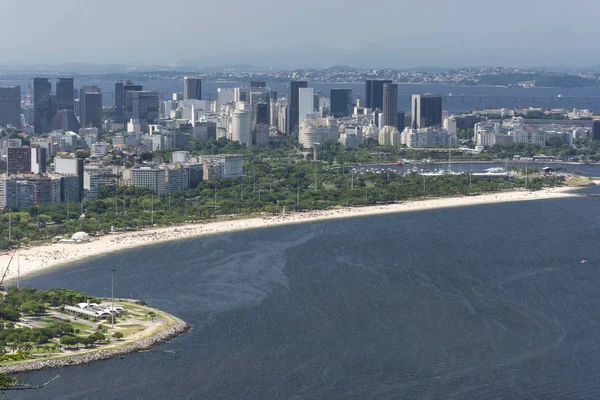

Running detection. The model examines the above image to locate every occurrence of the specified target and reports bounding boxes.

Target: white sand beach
[0,187,579,282]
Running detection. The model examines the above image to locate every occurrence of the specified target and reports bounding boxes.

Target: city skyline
[2,0,599,68]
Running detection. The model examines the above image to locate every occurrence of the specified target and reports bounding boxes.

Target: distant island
[0,287,190,388]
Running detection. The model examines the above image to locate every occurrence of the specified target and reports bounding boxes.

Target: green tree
[59,335,78,349]
[112,331,124,340]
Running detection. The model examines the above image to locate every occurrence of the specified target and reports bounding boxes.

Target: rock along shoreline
[0,314,191,375]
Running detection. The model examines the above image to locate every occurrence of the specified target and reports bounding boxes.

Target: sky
[3,0,600,69]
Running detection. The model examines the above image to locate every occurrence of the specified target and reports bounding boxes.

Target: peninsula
[0,288,190,375]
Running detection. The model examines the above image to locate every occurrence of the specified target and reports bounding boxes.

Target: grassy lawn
[113,324,146,338]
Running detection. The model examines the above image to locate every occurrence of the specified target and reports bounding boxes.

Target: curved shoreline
[0,305,191,375]
[1,187,582,283]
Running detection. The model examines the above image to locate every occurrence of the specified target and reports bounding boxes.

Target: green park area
[0,288,170,366]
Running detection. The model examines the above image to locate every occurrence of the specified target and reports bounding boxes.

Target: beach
[0,187,578,282]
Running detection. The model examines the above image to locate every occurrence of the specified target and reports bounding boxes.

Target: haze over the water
[3,0,599,68]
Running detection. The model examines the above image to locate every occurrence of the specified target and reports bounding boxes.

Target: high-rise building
[115,81,143,125]
[365,80,392,110]
[56,78,74,111]
[31,146,47,174]
[55,157,84,201]
[231,109,252,147]
[287,81,307,134]
[183,76,202,100]
[7,148,31,175]
[34,78,52,134]
[298,87,314,128]
[124,91,159,132]
[397,111,406,132]
[254,102,269,125]
[330,89,352,118]
[7,147,46,175]
[0,86,21,128]
[80,86,103,129]
[131,167,166,195]
[382,83,398,128]
[411,94,443,128]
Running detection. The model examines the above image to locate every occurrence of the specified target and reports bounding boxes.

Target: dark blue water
[2,78,600,113]
[10,195,600,399]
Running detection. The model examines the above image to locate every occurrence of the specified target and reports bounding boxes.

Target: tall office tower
[330,89,352,118]
[298,87,314,129]
[231,109,251,147]
[115,81,143,124]
[183,76,202,100]
[382,83,398,127]
[124,91,159,132]
[0,86,21,128]
[254,102,269,125]
[397,111,406,132]
[250,81,267,88]
[411,94,443,128]
[56,78,74,111]
[365,79,392,110]
[34,78,52,133]
[287,81,307,134]
[55,157,84,201]
[80,86,103,129]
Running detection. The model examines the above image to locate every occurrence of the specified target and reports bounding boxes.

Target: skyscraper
[0,86,21,128]
[397,111,406,132]
[411,94,443,128]
[330,89,352,118]
[34,78,52,134]
[382,83,398,127]
[254,102,269,125]
[287,81,307,134]
[298,88,315,128]
[80,86,103,129]
[56,78,74,111]
[184,76,202,100]
[231,109,252,147]
[124,91,159,132]
[365,80,392,110]
[115,80,143,125]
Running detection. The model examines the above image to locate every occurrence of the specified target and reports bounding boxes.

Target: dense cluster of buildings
[1,74,600,210]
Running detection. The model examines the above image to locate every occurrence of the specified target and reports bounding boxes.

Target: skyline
[3,0,600,69]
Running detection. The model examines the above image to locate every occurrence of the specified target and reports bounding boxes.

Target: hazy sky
[3,0,599,68]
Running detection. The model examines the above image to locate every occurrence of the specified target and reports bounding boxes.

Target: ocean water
[10,196,600,399]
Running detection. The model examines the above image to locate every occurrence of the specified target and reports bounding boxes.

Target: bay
[10,195,600,399]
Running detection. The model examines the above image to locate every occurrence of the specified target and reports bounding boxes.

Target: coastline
[0,301,191,374]
[2,187,579,282]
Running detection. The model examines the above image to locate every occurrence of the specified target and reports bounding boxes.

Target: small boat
[581,260,587,264]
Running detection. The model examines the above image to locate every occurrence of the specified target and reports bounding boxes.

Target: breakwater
[0,314,190,374]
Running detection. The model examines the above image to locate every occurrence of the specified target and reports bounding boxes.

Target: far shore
[1,186,583,282]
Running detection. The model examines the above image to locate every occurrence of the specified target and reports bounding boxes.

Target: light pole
[110,269,116,328]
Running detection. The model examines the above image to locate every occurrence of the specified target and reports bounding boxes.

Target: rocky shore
[0,316,191,375]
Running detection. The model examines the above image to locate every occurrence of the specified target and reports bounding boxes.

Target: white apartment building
[298,117,339,149]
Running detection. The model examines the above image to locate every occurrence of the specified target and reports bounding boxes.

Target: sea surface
[9,193,600,399]
[1,79,600,113]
